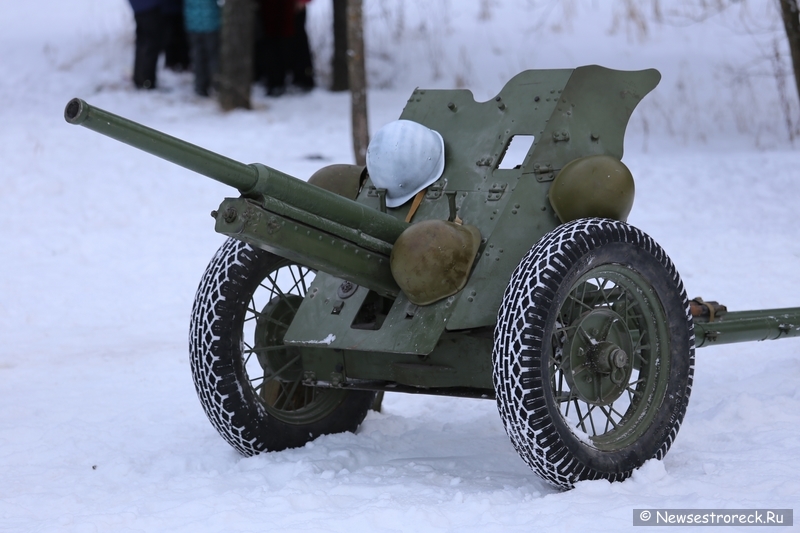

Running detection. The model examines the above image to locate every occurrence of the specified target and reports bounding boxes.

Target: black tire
[189,238,376,456]
[492,218,694,489]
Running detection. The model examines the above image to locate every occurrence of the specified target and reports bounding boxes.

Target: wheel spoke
[286,265,312,296]
[261,272,299,313]
[608,404,626,420]
[585,404,598,435]
[245,297,261,322]
[596,277,612,307]
[549,351,566,374]
[598,405,619,432]
[278,378,303,411]
[261,355,301,385]
[566,292,594,314]
[259,314,293,330]
[603,283,623,308]
[573,400,588,433]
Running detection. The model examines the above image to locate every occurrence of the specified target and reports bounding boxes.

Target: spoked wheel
[189,238,376,456]
[493,218,694,489]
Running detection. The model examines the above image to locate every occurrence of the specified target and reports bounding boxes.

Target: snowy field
[1,0,798,531]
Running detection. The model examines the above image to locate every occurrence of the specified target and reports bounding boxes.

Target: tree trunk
[331,0,349,91]
[218,0,255,110]
[779,0,800,109]
[346,0,368,165]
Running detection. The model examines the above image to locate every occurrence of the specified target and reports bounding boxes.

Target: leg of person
[291,6,314,90]
[207,31,220,94]
[164,11,191,71]
[264,36,287,96]
[133,7,163,89]
[191,32,218,96]
[188,32,207,96]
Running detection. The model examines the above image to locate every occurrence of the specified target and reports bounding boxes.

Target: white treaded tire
[492,218,695,489]
[189,238,375,456]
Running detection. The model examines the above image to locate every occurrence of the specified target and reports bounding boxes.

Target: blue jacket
[184,0,221,33]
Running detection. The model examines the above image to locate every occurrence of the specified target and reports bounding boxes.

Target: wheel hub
[563,308,634,406]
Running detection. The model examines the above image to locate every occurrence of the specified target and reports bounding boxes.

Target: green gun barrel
[64,98,406,297]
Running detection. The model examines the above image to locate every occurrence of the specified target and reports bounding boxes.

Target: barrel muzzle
[64,98,89,125]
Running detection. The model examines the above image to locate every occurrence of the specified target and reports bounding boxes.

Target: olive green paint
[693,307,800,347]
[297,330,494,391]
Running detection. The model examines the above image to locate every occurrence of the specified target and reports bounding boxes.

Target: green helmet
[549,155,635,223]
[390,220,481,306]
[307,164,366,200]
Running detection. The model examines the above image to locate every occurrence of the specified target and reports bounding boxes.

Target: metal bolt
[338,280,358,299]
[611,348,628,368]
[223,207,238,223]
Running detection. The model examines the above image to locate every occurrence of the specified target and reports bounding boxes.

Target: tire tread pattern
[189,238,266,456]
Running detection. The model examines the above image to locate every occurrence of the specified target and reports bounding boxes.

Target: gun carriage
[65,65,800,489]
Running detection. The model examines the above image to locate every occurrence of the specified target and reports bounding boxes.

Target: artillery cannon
[64,65,800,490]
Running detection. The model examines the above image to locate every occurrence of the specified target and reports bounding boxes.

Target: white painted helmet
[366,120,445,208]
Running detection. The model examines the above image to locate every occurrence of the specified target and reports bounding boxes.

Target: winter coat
[184,0,221,33]
[129,0,162,14]
[259,0,295,39]
[162,0,183,15]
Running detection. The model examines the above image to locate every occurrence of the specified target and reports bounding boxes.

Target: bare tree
[331,0,349,91]
[347,0,369,165]
[779,0,800,105]
[218,0,255,110]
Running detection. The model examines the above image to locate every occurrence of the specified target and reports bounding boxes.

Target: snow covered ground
[1,0,798,531]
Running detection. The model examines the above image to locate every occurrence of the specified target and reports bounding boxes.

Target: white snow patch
[303,334,337,345]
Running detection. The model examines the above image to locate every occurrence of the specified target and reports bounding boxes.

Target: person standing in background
[258,0,295,97]
[256,0,315,96]
[291,0,315,91]
[184,0,221,97]
[129,0,164,89]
